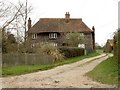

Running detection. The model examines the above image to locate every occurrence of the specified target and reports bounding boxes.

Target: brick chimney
[28,17,31,30]
[65,12,70,23]
[65,12,70,18]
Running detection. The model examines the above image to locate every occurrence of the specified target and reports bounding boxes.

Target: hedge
[59,47,84,58]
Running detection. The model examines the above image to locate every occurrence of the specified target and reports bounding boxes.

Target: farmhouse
[27,12,95,53]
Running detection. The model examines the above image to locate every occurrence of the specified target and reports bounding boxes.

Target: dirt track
[1,54,116,88]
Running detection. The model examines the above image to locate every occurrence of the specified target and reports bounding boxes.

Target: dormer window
[32,34,37,39]
[49,33,57,39]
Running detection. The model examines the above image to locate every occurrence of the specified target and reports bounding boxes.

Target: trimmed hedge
[59,47,84,58]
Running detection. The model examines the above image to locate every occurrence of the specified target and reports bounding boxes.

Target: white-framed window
[49,33,57,39]
[32,34,37,39]
[31,43,35,48]
[51,43,57,47]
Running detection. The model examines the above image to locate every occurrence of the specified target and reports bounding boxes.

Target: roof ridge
[39,18,82,20]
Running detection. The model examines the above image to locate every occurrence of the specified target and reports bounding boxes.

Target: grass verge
[86,56,118,86]
[2,52,100,77]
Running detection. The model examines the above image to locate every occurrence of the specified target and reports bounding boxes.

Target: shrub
[36,42,64,62]
[64,32,85,47]
[59,47,84,58]
[113,29,120,63]
[118,30,120,63]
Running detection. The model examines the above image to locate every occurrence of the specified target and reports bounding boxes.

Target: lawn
[2,52,100,76]
[86,56,118,86]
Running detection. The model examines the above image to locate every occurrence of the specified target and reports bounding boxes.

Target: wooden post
[92,26,95,52]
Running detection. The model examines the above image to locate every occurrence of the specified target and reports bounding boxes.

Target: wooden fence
[2,53,53,67]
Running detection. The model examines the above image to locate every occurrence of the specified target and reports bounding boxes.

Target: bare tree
[0,0,32,53]
[0,0,11,18]
[0,0,32,34]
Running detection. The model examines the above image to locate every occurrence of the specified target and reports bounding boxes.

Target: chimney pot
[65,12,67,18]
[68,12,70,18]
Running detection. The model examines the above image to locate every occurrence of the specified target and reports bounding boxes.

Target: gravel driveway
[1,54,116,88]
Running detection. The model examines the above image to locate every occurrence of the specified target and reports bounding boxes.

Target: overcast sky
[6,0,119,46]
[119,1,120,28]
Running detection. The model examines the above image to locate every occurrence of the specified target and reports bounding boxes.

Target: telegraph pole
[24,0,28,54]
[24,0,27,42]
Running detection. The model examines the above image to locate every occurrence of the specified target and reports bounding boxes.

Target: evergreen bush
[59,47,84,58]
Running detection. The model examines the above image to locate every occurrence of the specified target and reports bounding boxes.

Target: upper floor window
[32,34,37,39]
[49,33,57,39]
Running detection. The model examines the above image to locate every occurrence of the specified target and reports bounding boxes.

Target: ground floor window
[51,43,57,47]
[31,43,35,48]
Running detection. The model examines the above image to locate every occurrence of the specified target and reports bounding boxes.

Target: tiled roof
[28,18,93,33]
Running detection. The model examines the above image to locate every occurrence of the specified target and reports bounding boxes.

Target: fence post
[25,53,27,64]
